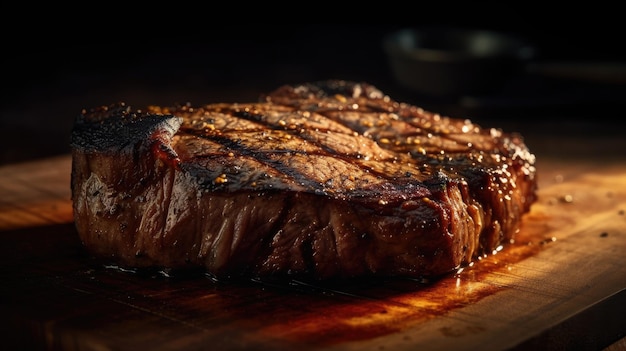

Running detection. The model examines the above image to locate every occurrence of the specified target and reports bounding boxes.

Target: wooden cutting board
[1,154,625,351]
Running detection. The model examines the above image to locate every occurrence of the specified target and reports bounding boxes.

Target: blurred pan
[383,27,626,98]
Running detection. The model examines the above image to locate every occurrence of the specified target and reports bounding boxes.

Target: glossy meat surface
[70,80,537,281]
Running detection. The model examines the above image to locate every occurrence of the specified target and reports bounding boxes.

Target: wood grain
[0,155,73,231]
[0,154,625,351]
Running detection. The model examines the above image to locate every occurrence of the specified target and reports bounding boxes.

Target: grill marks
[163,97,496,200]
[142,82,526,210]
[178,107,354,195]
[168,103,421,198]
[267,83,494,155]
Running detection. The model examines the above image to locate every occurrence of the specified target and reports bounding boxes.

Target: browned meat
[70,80,537,281]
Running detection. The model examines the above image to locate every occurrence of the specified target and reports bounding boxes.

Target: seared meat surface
[70,80,537,281]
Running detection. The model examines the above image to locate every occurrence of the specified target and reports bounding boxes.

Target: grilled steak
[70,80,537,281]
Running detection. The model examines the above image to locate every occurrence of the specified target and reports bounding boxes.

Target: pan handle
[525,61,626,84]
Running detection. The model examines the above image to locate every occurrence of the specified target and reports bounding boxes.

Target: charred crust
[70,102,182,154]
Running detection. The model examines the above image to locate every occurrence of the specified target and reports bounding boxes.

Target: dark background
[2,14,625,165]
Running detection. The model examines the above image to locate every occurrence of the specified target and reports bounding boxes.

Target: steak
[70,80,537,281]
